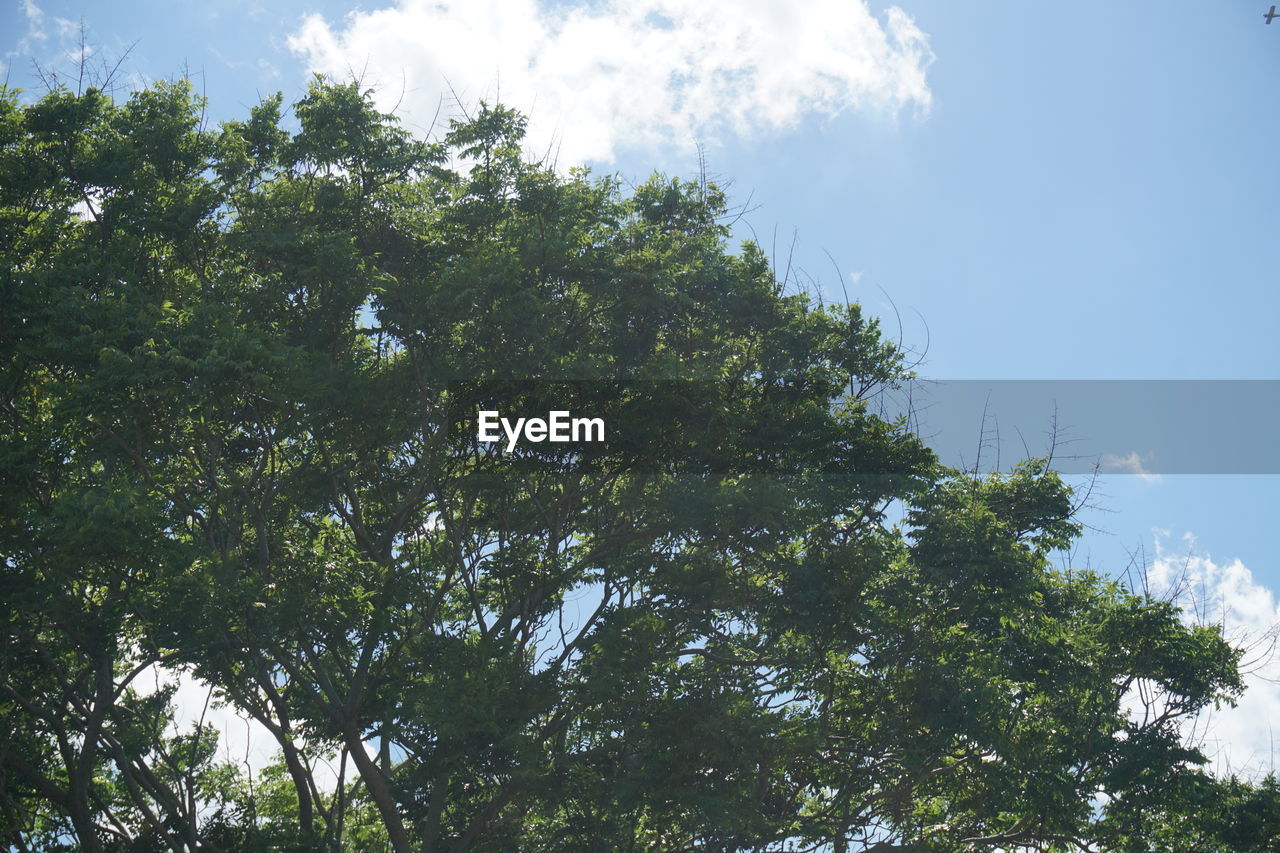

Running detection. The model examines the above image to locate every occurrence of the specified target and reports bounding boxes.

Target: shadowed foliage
[1,77,1276,852]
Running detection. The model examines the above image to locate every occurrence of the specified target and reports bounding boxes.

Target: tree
[1,76,1275,851]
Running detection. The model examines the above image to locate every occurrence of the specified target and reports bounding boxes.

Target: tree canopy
[1,77,1276,852]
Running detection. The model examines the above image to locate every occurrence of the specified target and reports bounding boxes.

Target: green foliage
[1,76,1274,852]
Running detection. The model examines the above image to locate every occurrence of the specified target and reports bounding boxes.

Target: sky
[4,0,1279,778]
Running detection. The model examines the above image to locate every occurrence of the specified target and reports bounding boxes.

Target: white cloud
[1100,450,1162,482]
[53,14,77,39]
[7,0,48,58]
[1147,535,1280,779]
[287,0,934,166]
[5,2,109,88]
[136,664,344,791]
[135,664,278,775]
[20,0,46,36]
[64,43,92,65]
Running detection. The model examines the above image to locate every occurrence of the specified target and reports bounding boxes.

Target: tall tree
[1,77,1274,851]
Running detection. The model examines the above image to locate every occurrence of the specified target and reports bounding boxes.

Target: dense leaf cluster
[1,78,1275,851]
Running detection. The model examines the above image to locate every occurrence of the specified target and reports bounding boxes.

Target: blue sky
[5,0,1279,772]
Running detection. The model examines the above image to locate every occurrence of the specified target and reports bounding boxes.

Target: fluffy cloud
[140,664,344,789]
[1099,450,1162,482]
[1148,535,1280,779]
[134,664,277,774]
[287,0,933,166]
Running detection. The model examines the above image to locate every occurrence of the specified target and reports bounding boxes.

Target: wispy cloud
[1100,450,1162,482]
[5,1,108,90]
[65,42,92,65]
[9,1,79,55]
[287,0,934,166]
[9,0,49,57]
[209,45,280,81]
